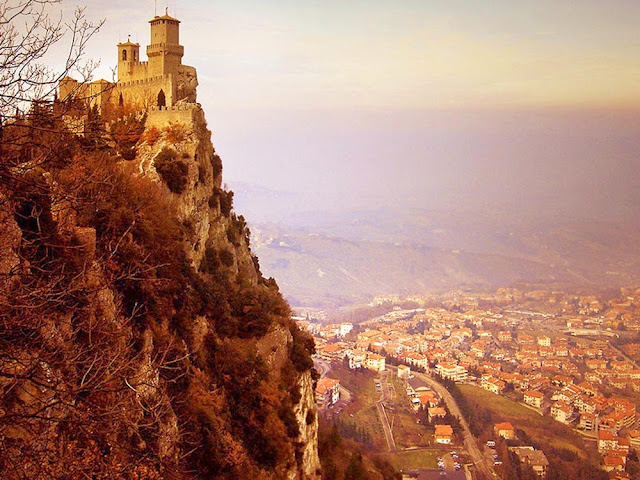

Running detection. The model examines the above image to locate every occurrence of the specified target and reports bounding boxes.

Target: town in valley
[301,286,640,479]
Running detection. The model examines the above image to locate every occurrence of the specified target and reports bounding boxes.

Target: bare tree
[0,0,103,119]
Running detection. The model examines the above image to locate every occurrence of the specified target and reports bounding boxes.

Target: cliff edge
[0,101,320,479]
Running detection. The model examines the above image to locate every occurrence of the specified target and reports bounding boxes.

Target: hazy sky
[50,1,640,222]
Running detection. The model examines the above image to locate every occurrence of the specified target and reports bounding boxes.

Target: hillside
[0,104,320,478]
[247,211,640,307]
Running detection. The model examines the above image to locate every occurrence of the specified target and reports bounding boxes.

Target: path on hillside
[376,371,397,452]
[411,371,497,479]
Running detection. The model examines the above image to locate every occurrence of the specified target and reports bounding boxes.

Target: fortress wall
[123,61,150,82]
[146,103,199,129]
[115,75,175,109]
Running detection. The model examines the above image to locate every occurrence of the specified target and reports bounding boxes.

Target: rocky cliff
[0,99,321,479]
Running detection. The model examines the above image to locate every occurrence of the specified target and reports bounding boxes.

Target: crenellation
[59,11,197,116]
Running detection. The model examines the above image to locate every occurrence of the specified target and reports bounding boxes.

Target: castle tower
[147,12,184,77]
[117,38,141,82]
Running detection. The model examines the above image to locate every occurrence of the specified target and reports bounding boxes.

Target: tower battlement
[59,10,198,113]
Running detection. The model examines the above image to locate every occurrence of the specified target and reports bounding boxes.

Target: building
[537,336,551,347]
[397,365,411,379]
[551,401,573,424]
[598,430,630,454]
[481,376,506,395]
[627,430,640,450]
[428,407,447,423]
[435,362,468,383]
[494,422,515,440]
[434,424,454,444]
[510,447,550,478]
[578,413,597,432]
[346,349,367,369]
[315,378,340,408]
[365,353,386,372]
[60,10,198,112]
[523,390,544,409]
[498,331,512,342]
[402,352,429,370]
[339,323,354,337]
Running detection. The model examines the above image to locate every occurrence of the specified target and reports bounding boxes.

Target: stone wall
[146,103,199,129]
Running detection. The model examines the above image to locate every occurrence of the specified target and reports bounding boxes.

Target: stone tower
[147,12,184,77]
[117,38,141,82]
[61,10,197,112]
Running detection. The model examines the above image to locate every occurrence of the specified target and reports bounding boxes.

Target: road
[411,371,497,480]
[376,371,397,451]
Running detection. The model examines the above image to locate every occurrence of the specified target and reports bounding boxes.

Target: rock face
[133,105,321,478]
[0,101,320,478]
[293,371,321,480]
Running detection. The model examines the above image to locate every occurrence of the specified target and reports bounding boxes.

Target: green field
[386,374,432,448]
[329,364,387,449]
[380,448,445,470]
[458,385,593,457]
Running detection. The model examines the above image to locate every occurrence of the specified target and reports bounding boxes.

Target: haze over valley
[233,183,640,307]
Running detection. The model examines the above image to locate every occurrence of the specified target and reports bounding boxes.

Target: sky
[48,1,640,223]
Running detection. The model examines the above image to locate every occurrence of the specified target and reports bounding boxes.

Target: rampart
[146,103,200,129]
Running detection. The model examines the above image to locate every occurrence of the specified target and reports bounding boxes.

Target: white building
[436,362,468,383]
[365,353,386,372]
[316,378,340,407]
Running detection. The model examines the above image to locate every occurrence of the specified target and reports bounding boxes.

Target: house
[602,456,625,473]
[365,353,386,372]
[510,447,550,479]
[397,364,411,379]
[346,349,367,369]
[550,401,573,424]
[578,412,597,431]
[537,336,551,347]
[481,376,506,395]
[494,422,515,440]
[498,331,512,342]
[598,430,629,453]
[339,323,353,337]
[403,352,429,370]
[415,392,438,410]
[435,424,454,444]
[315,378,340,408]
[435,362,468,383]
[523,390,544,409]
[627,430,640,450]
[428,407,447,423]
[318,343,346,360]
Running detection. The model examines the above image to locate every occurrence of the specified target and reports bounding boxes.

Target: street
[375,371,397,451]
[412,370,497,480]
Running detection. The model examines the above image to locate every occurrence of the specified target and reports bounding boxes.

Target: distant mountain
[240,199,640,307]
[230,182,640,307]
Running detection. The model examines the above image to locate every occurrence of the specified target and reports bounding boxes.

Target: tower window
[133,50,137,61]
[122,50,127,61]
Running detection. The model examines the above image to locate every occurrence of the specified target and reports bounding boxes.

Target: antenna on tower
[154,0,157,16]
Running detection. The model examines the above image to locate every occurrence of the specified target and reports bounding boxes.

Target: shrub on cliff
[154,147,189,194]
[1,95,316,480]
[109,114,146,160]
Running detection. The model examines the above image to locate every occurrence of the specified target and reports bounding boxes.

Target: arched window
[133,50,137,61]
[122,50,127,61]
[118,93,124,107]
[157,89,166,108]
